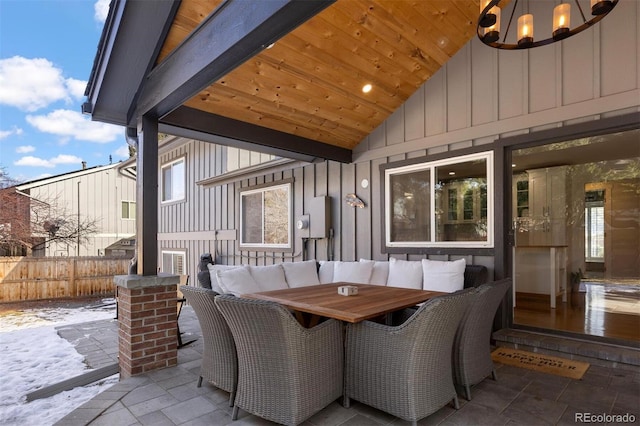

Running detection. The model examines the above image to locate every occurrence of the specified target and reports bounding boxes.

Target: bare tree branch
[1,167,100,255]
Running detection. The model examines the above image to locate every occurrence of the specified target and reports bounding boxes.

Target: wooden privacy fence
[0,257,130,303]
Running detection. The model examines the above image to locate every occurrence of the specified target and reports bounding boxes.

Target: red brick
[117,280,178,377]
[143,316,171,326]
[130,325,156,335]
[131,340,156,351]
[155,352,178,364]
[129,365,144,375]
[156,291,178,301]
[154,321,176,331]
[142,301,169,310]
[128,293,147,302]
[131,309,157,320]
[144,346,169,356]
[132,354,156,365]
[129,303,146,312]
[156,307,177,317]
[157,336,178,347]
[143,330,168,340]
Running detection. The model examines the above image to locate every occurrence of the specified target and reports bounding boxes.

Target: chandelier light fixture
[477,0,618,49]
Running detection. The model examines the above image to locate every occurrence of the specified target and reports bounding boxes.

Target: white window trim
[239,182,292,249]
[121,200,136,220]
[384,151,494,249]
[161,250,186,275]
[160,157,186,204]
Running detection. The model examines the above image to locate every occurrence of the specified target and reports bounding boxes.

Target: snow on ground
[0,299,119,426]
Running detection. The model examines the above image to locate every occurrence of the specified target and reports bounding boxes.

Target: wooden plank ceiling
[158,0,479,151]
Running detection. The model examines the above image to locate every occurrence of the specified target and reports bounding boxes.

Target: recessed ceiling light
[449,171,456,176]
[362,84,372,93]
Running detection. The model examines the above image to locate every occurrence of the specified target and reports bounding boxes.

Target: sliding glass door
[510,129,640,343]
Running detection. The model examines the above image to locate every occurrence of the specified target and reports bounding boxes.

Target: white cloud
[0,126,24,140]
[114,145,131,159]
[16,145,35,154]
[51,154,84,165]
[0,57,74,112]
[94,0,110,23]
[26,109,123,143]
[14,156,55,168]
[14,154,83,168]
[65,78,88,99]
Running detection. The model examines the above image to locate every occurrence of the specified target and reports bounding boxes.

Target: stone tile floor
[55,307,640,425]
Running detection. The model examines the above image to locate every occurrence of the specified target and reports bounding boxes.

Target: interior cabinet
[513,174,529,218]
[526,166,567,246]
[512,166,568,308]
[442,181,487,224]
[513,245,568,308]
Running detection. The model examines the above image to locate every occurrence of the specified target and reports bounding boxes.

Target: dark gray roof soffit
[84,0,180,126]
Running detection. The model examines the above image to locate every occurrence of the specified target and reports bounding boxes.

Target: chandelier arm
[503,0,519,44]
[573,0,588,24]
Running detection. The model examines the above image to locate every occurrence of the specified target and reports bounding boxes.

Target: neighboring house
[104,235,136,258]
[85,0,639,345]
[0,186,31,256]
[12,163,136,257]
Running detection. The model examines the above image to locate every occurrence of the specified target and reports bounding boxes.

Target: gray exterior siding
[158,0,639,279]
[18,164,137,257]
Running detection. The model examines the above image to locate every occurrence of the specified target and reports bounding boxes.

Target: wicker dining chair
[179,285,238,406]
[453,278,512,400]
[215,294,344,426]
[344,289,475,426]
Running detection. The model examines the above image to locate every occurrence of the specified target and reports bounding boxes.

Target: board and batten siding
[24,165,137,257]
[158,0,639,279]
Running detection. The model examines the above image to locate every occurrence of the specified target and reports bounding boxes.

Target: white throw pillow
[387,258,423,289]
[282,260,320,287]
[216,266,260,296]
[360,259,389,286]
[249,264,288,291]
[207,264,240,294]
[318,261,336,284]
[422,258,466,292]
[333,261,374,284]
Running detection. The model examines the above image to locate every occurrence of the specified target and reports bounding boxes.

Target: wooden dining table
[242,282,445,326]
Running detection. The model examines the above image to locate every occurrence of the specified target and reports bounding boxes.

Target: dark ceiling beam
[161,106,352,163]
[133,0,335,125]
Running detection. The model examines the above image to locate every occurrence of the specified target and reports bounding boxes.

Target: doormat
[491,347,589,379]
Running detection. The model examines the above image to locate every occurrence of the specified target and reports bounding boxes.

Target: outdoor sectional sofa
[198,256,488,296]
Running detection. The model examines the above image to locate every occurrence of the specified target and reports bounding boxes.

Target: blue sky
[0,0,127,183]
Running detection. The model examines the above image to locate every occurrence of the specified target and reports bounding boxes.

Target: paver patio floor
[55,306,640,425]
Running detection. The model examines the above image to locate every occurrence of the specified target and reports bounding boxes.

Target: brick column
[114,274,180,379]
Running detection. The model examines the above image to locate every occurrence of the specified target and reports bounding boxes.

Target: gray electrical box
[309,196,331,238]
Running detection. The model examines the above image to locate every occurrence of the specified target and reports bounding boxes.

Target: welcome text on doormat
[491,347,590,379]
